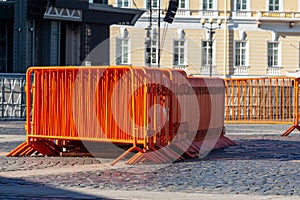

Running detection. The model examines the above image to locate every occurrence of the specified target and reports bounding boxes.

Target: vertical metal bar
[243,80,247,120]
[275,78,279,121]
[225,80,228,120]
[281,79,284,122]
[249,80,253,121]
[224,0,228,78]
[255,79,259,120]
[20,76,24,118]
[295,78,300,126]
[209,23,213,77]
[131,68,137,147]
[26,69,32,142]
[158,0,161,68]
[270,79,273,121]
[237,80,240,120]
[286,79,289,121]
[143,69,147,148]
[231,80,235,120]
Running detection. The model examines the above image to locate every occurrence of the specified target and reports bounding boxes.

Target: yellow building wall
[189,0,200,10]
[247,31,269,75]
[280,34,299,73]
[128,28,145,65]
[109,0,300,76]
[159,28,175,68]
[185,29,203,75]
[107,0,300,12]
[108,0,114,6]
[251,0,266,11]
[214,29,226,76]
[284,0,299,12]
[218,0,231,12]
[110,26,147,66]
[110,27,118,66]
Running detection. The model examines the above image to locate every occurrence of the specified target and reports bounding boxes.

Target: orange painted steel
[224,77,300,136]
[7,66,234,164]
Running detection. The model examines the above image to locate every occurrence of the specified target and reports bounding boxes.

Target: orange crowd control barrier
[7,66,234,165]
[224,77,300,136]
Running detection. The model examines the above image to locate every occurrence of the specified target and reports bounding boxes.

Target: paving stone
[2,123,300,197]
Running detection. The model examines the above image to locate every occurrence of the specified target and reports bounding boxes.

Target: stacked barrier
[0,73,26,119]
[224,77,300,136]
[7,66,234,165]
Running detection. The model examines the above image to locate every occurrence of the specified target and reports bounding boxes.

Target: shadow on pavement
[205,138,300,161]
[0,176,111,199]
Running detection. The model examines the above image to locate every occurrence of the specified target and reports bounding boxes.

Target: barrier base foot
[110,146,143,166]
[7,139,61,157]
[282,125,300,136]
[216,136,236,148]
[7,142,30,157]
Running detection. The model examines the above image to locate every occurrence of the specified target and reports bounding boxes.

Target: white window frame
[144,0,160,9]
[234,40,248,67]
[267,0,283,12]
[173,39,187,66]
[115,0,131,8]
[201,40,214,66]
[116,37,131,65]
[201,0,217,10]
[178,0,189,9]
[267,41,280,67]
[234,0,251,11]
[145,37,159,66]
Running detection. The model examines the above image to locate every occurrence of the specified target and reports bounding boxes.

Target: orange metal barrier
[7,66,234,164]
[224,77,300,136]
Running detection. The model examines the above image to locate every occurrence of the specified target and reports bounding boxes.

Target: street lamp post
[201,18,222,77]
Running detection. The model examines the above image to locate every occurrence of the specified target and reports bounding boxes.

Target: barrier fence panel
[224,77,300,136]
[0,73,26,119]
[7,66,234,165]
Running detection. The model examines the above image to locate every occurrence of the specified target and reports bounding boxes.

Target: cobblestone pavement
[0,121,300,199]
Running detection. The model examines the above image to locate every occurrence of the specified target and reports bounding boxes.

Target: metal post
[149,0,152,68]
[201,18,222,77]
[158,0,161,68]
[209,23,213,77]
[224,0,228,78]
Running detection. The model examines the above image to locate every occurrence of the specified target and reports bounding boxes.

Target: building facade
[109,0,300,77]
[0,0,144,72]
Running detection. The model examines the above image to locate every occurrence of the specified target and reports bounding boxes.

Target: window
[236,0,247,11]
[145,28,159,66]
[116,38,130,65]
[92,0,108,4]
[235,41,247,66]
[268,42,279,67]
[117,0,131,8]
[269,0,279,11]
[174,39,186,65]
[146,0,159,9]
[179,0,188,9]
[145,38,159,66]
[202,40,212,66]
[203,0,213,10]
